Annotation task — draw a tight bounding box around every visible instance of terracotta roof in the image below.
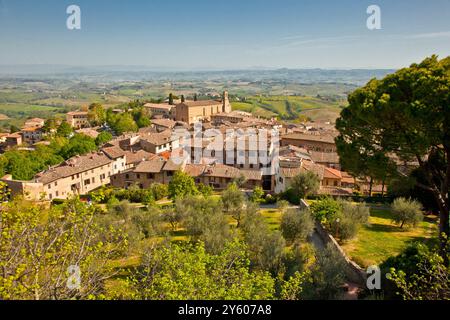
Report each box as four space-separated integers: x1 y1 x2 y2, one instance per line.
139 127 158 135
240 169 263 181
184 164 207 177
27 118 45 122
341 174 356 184
67 111 88 116
6 133 22 138
140 130 174 146
211 112 245 120
282 133 335 144
302 161 325 180
203 164 241 179
102 146 126 159
36 152 112 185
134 158 166 173
21 127 42 132
144 103 174 110
151 118 177 129
177 100 222 108
310 151 340 164
279 145 312 161
124 150 158 165
76 128 100 139
323 167 342 179
163 158 185 171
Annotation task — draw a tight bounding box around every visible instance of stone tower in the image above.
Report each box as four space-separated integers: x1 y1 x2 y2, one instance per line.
222 91 232 113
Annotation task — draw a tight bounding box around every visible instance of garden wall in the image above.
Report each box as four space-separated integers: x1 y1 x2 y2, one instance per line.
301 199 367 286
314 221 367 285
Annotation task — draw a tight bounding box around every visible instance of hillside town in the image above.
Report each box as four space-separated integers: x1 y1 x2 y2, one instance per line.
0 91 378 202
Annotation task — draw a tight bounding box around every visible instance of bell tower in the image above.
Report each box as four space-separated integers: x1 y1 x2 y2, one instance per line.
222 91 231 113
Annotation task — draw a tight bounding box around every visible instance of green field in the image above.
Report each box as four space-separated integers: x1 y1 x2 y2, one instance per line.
232 95 344 121
341 207 438 268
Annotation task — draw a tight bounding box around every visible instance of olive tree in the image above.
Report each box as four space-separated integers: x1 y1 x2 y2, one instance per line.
391 198 423 229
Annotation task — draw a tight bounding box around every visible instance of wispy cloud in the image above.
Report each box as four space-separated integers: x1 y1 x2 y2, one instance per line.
275 35 363 50
406 31 450 39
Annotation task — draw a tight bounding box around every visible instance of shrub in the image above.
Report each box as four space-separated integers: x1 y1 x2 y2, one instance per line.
310 197 341 227
168 171 198 199
339 200 370 225
331 218 358 241
197 183 213 197
150 183 169 201
289 171 320 199
310 198 370 241
281 209 315 243
249 186 265 203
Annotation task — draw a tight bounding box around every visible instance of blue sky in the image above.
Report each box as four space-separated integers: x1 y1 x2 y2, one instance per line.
0 0 449 69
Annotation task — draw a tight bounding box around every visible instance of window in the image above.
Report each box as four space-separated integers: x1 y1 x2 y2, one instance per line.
125 174 130 179
84 179 90 185
55 182 57 187
48 184 51 190
92 178 95 184
147 173 155 179
250 164 254 169
55 191 59 197
137 174 141 179
167 171 174 177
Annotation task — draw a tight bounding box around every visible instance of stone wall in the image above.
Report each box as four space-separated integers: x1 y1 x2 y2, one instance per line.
314 221 367 285
302 199 367 286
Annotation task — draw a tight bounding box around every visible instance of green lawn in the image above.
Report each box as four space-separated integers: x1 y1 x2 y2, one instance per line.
260 208 282 231
341 207 438 268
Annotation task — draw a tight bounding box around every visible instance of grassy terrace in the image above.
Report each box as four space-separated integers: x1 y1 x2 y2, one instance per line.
341 206 438 268
231 95 344 121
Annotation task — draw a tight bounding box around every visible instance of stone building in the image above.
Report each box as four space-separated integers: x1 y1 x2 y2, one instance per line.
2 151 126 201
21 127 44 144
144 103 176 119
281 133 336 153
5 133 22 148
175 91 232 124
67 111 89 129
